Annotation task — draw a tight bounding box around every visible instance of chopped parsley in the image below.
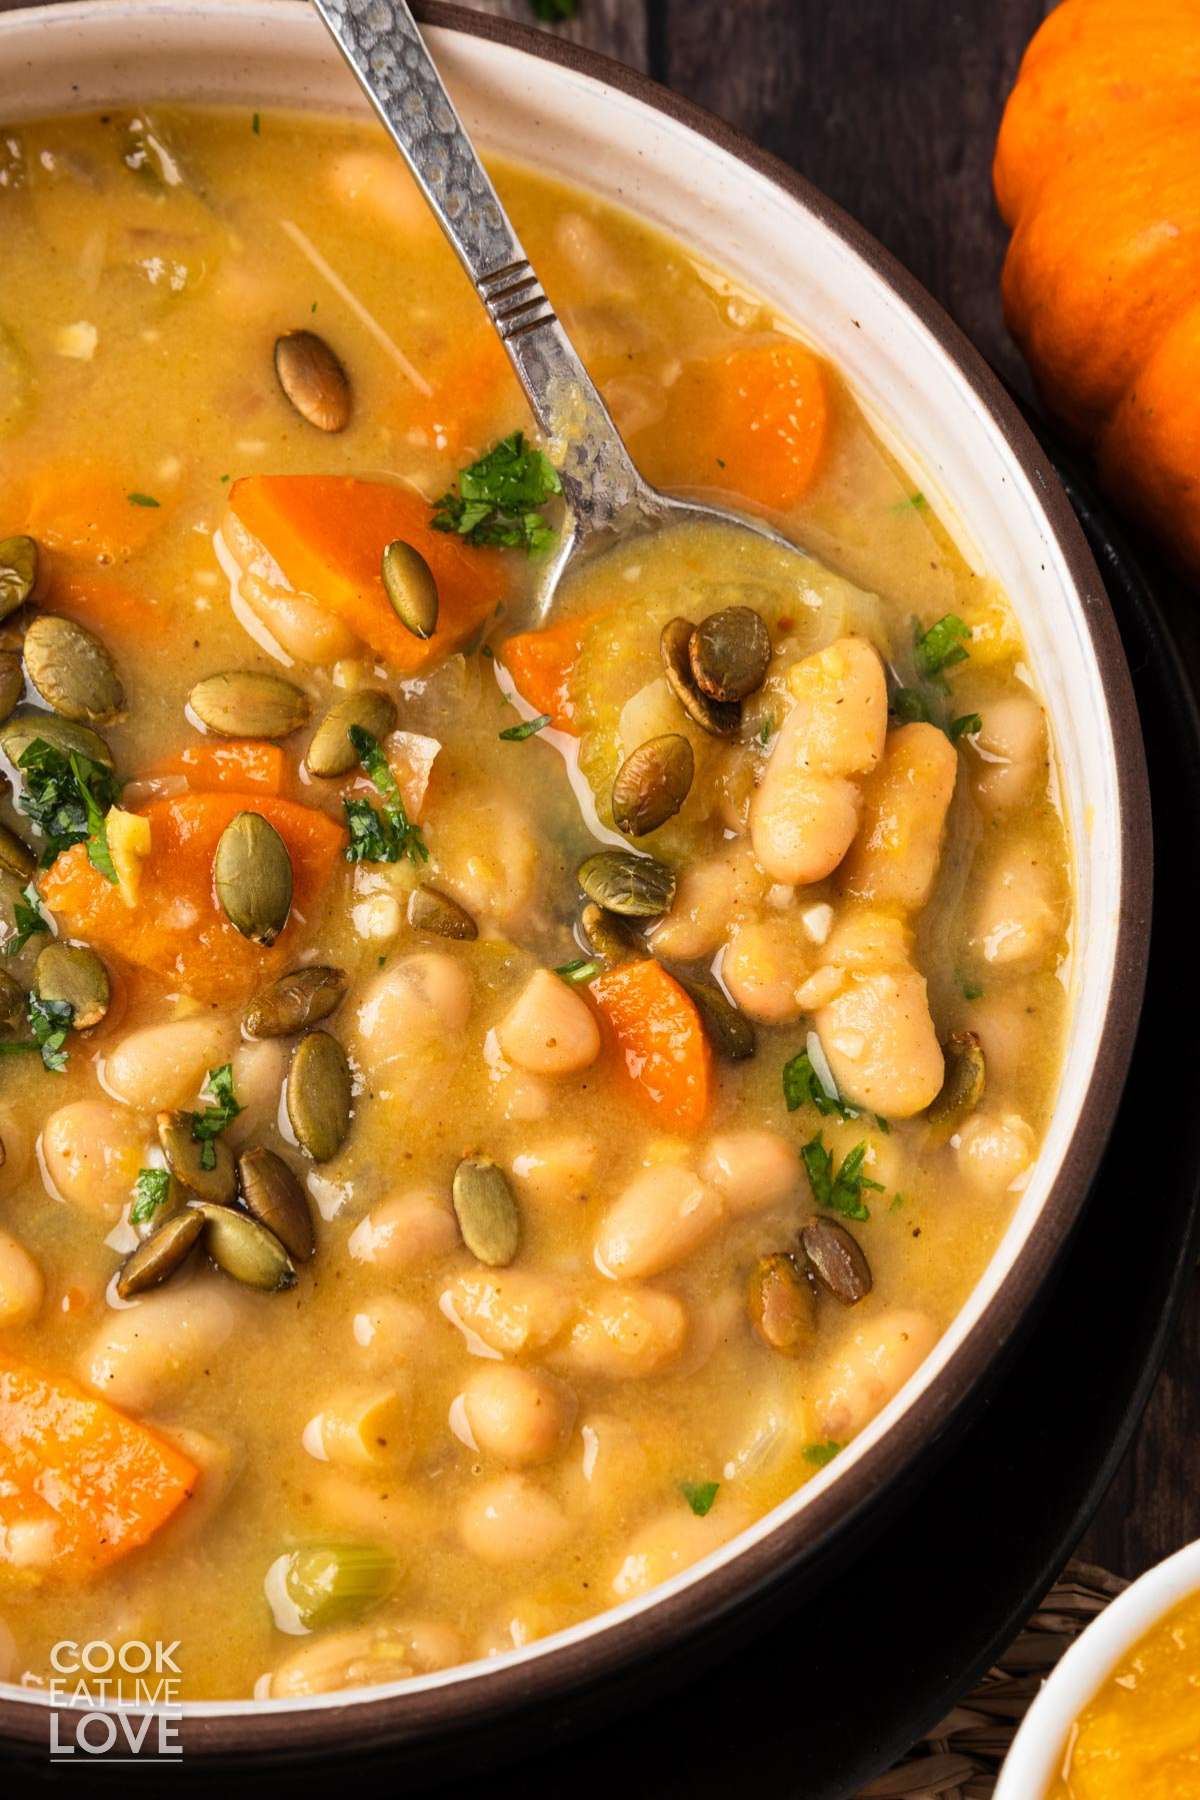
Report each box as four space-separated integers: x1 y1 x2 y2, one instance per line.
890 491 927 513
530 0 578 18
890 685 931 726
126 491 160 508
759 716 776 747
889 1192 907 1214
15 739 122 877
4 883 50 958
499 713 551 742
949 711 982 743
343 725 428 866
803 1441 842 1468
800 1134 883 1223
190 1063 242 1171
679 1480 720 1517
130 1167 172 1227
554 957 600 984
913 613 970 684
959 973 983 1001
783 1048 858 1122
0 992 73 1071
432 432 562 556
251 111 261 136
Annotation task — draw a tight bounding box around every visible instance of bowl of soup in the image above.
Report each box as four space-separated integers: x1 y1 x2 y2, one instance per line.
996 1540 1200 1798
0 0 1149 1767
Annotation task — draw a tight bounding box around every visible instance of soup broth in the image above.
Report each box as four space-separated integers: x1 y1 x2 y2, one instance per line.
0 106 1070 1700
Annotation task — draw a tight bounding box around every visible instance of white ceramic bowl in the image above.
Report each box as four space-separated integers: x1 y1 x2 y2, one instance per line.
0 0 1151 1765
997 1539 1200 1796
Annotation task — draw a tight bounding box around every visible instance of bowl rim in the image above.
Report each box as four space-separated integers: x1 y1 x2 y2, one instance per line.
995 1539 1200 1795
0 0 1152 1758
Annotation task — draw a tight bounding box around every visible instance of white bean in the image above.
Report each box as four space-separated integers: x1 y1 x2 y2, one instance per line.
815 1308 939 1440
840 722 957 910
103 1013 237 1113
721 916 811 1023
443 1269 572 1357
510 1135 598 1209
813 911 944 1118
269 1618 463 1698
955 1112 1035 1194
348 1189 458 1272
968 846 1060 972
750 636 887 884
0 1228 43 1329
594 1164 723 1279
700 1130 800 1216
353 952 471 1072
971 695 1047 817
433 789 539 928
302 1385 412 1473
558 1286 688 1379
40 1100 148 1220
458 1474 571 1565
461 1364 574 1466
648 846 764 961
351 1295 427 1368
565 1412 649 1518
228 1038 287 1143
611 1496 751 1599
81 1279 238 1412
496 969 600 1077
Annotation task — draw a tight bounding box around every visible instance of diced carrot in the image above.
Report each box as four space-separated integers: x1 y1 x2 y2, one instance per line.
0 1363 197 1582
499 612 602 735
590 959 713 1133
634 339 829 514
404 330 517 461
153 741 286 795
40 792 344 1003
17 462 168 563
225 475 508 674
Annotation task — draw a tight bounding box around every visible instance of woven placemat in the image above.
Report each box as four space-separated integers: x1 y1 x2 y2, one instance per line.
854 1561 1128 1798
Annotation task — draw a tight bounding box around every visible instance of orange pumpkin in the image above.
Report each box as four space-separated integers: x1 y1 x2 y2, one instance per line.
994 0 1200 570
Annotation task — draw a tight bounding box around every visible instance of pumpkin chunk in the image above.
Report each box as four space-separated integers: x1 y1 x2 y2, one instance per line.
590 958 713 1132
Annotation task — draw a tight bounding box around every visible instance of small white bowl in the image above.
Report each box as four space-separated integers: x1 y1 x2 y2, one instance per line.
996 1538 1200 1797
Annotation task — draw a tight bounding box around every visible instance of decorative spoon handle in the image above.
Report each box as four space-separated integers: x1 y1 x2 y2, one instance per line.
311 0 662 537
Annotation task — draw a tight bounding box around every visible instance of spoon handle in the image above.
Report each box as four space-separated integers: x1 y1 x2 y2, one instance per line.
311 0 661 537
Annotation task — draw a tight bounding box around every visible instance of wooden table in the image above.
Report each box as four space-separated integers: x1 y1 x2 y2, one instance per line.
466 0 1199 1587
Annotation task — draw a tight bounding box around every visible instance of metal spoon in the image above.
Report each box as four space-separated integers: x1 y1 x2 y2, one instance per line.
312 0 806 623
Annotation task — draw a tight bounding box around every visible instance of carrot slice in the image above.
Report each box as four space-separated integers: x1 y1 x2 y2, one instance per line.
634 339 829 513
499 611 602 735
225 475 508 673
590 959 713 1133
0 1363 197 1581
17 462 168 563
40 792 344 1003
153 741 286 795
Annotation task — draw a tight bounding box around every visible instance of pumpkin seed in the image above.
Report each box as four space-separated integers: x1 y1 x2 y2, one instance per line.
381 540 439 640
660 616 740 737
747 1252 817 1356
237 1145 315 1262
287 1030 352 1162
189 670 310 740
215 811 293 945
0 651 22 723
192 1200 296 1292
580 901 643 966
22 614 124 724
33 941 109 1030
157 1110 237 1205
674 971 756 1061
0 820 34 882
116 1208 204 1300
274 330 351 433
275 1541 397 1633
0 535 36 620
0 708 114 770
243 964 348 1039
406 883 477 941
305 690 397 778
925 1029 986 1146
611 734 695 838
578 849 676 919
799 1217 873 1306
689 606 771 704
452 1155 520 1267
0 968 24 1030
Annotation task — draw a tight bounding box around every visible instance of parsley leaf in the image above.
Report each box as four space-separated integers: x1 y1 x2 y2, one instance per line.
25 993 73 1071
431 432 562 556
783 1049 859 1122
530 0 579 20
499 713 551 742
190 1063 242 1171
913 613 970 684
251 111 261 136
16 739 122 874
890 491 927 513
130 1167 172 1226
948 711 982 743
343 725 428 866
959 973 983 1001
679 1480 720 1517
890 685 932 725
554 957 600 984
4 883 50 957
127 491 160 508
803 1441 842 1468
800 1134 883 1223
